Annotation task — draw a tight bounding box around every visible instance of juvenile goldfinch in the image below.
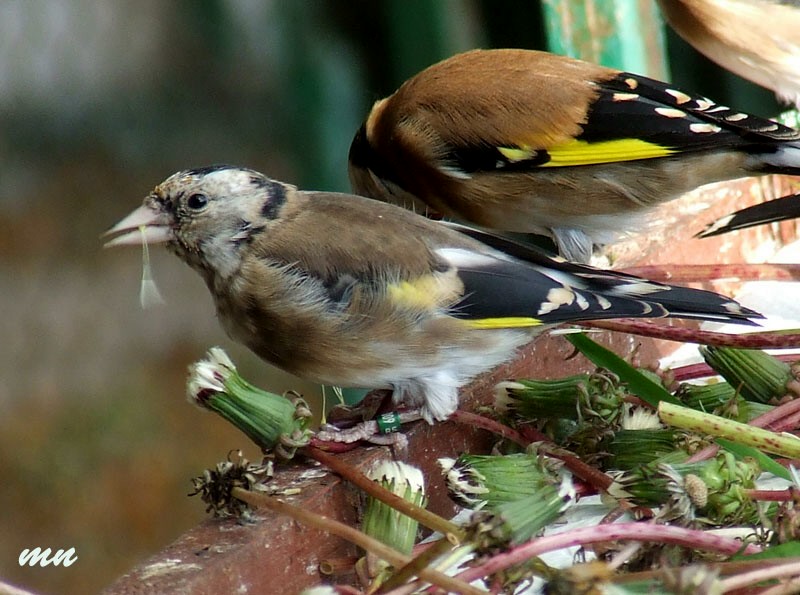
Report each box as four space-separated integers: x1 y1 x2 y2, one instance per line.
657 0 800 106
698 193 800 237
104 166 760 423
348 48 800 262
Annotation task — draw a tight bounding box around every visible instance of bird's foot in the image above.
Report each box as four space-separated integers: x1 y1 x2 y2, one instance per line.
316 409 423 450
325 389 393 428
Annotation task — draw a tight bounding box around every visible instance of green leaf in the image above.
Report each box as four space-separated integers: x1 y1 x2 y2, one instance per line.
717 438 791 481
565 333 679 406
733 541 800 560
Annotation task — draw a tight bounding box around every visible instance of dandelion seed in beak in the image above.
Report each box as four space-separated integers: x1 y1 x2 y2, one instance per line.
139 225 165 309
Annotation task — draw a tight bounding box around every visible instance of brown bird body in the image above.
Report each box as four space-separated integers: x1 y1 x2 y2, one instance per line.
105 166 760 421
349 49 800 262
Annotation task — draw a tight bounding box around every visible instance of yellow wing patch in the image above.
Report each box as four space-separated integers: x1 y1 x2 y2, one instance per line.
387 273 461 310
540 138 676 167
465 317 544 329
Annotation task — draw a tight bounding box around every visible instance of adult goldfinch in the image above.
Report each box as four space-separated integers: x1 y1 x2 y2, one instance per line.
348 48 800 262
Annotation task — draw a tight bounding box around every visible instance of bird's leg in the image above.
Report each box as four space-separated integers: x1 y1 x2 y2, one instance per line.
325 388 394 428
318 389 421 448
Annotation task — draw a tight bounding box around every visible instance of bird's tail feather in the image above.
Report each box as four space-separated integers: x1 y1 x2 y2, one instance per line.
697 193 800 238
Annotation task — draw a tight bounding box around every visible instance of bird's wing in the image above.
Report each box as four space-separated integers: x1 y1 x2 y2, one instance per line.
432 73 799 175
570 71 799 150
431 242 761 328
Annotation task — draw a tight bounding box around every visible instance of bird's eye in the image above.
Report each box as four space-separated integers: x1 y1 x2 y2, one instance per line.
187 193 208 210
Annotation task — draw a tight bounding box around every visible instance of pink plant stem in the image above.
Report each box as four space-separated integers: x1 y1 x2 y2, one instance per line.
517 425 550 443
760 578 800 595
456 523 761 585
686 444 719 463
743 488 795 502
749 397 800 430
770 409 800 433
670 362 717 382
621 263 800 283
308 438 361 453
449 410 529 447
578 320 800 349
518 424 614 493
670 353 800 382
549 451 615 493
720 559 800 592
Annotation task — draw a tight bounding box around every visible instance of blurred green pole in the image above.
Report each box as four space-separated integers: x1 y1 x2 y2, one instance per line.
272 3 363 194
383 0 482 82
541 0 668 78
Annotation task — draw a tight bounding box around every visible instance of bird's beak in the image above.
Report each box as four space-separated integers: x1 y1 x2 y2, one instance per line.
102 204 173 248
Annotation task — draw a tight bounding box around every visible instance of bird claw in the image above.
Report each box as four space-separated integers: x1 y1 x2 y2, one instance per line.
317 420 382 443
325 389 394 428
315 410 422 456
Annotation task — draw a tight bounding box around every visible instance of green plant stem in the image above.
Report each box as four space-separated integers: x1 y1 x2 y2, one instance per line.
303 446 463 539
455 522 761 585
374 538 461 594
230 488 483 595
688 398 800 462
659 401 800 458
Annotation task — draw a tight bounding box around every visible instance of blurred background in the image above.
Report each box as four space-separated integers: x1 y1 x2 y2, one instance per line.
0 1 785 593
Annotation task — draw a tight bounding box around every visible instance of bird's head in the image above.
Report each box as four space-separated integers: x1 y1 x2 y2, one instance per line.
104 165 290 281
